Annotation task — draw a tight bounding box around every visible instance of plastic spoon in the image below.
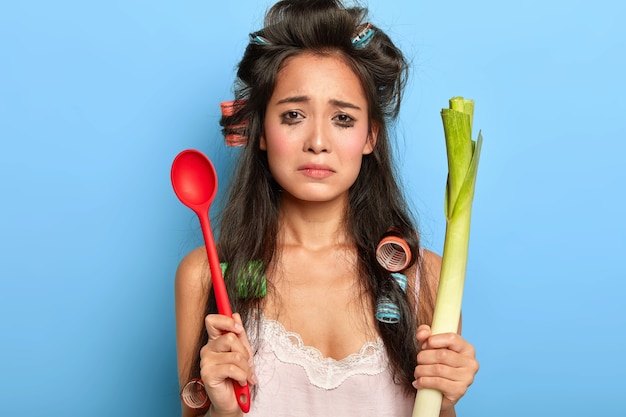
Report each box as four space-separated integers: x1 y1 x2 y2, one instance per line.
171 149 251 413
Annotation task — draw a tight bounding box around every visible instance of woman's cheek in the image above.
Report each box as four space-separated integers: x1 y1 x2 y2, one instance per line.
263 125 295 155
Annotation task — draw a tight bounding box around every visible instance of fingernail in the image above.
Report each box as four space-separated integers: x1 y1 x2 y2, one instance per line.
251 373 259 385
234 323 243 332
421 342 428 350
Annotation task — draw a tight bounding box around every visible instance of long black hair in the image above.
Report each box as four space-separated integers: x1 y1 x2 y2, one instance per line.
189 0 434 394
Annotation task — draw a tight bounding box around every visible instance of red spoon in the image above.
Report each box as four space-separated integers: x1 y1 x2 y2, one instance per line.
171 149 250 413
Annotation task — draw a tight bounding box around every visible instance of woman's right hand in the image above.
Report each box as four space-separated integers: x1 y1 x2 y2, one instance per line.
200 313 257 417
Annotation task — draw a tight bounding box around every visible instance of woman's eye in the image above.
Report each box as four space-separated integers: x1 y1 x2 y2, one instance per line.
281 111 303 124
334 114 355 127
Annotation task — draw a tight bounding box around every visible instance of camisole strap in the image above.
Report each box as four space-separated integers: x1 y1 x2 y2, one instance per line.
412 247 424 315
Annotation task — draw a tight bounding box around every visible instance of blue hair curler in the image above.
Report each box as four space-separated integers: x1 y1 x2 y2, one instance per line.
249 33 269 45
376 296 401 323
375 272 408 324
351 23 374 49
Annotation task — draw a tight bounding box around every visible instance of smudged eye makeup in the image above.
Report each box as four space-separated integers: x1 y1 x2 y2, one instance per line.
280 111 303 125
279 111 356 128
333 113 356 128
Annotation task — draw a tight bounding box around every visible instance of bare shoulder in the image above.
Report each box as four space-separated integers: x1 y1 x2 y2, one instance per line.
175 246 211 295
404 249 441 315
421 248 442 286
406 249 442 288
420 248 443 303
408 248 443 326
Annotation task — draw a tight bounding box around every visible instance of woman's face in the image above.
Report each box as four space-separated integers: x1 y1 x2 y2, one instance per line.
261 52 377 205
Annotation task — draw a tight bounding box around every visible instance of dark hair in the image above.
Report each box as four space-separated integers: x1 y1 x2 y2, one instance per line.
190 0 434 395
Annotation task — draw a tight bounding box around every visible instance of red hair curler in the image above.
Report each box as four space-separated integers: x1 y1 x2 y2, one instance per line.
181 378 211 409
376 228 411 272
220 100 249 147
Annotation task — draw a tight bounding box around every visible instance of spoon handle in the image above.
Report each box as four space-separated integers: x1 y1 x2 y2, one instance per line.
199 214 232 316
198 212 251 413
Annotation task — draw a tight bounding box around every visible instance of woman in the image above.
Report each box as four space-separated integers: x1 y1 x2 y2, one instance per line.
176 1 479 416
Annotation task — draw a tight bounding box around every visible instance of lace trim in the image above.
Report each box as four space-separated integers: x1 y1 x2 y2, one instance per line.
253 315 389 390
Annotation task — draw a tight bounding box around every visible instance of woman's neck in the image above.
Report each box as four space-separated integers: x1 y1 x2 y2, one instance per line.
277 193 350 250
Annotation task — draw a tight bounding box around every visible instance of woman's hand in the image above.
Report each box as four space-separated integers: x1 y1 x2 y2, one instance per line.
200 313 257 417
413 324 479 414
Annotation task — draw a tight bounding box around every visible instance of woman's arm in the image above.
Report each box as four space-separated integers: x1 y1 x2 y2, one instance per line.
175 247 212 417
175 248 256 417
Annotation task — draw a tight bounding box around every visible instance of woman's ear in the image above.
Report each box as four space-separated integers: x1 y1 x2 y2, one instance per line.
363 122 379 155
260 131 267 150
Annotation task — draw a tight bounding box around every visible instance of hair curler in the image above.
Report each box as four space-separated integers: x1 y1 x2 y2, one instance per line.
376 228 411 272
181 379 211 409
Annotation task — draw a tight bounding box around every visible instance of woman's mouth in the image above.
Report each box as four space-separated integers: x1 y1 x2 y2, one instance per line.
298 164 335 179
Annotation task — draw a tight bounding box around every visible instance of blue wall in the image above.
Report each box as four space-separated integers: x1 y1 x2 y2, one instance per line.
1 1 624 415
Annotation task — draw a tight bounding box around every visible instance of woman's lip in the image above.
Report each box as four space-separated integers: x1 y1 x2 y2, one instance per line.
298 164 335 179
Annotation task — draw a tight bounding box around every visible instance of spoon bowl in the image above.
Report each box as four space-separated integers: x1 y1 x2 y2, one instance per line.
171 150 217 209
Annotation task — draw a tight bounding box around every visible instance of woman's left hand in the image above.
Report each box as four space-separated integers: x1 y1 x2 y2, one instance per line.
413 324 479 413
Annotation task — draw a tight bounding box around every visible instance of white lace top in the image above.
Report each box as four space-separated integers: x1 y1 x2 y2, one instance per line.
247 315 415 416
246 257 421 416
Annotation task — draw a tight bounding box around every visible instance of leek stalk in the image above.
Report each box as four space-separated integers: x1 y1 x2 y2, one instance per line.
412 97 483 417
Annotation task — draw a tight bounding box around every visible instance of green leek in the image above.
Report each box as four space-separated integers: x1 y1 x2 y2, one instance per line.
412 97 483 417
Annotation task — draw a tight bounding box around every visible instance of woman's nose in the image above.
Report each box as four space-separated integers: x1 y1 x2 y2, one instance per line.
304 120 331 154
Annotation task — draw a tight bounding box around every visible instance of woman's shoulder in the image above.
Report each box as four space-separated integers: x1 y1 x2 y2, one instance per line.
175 246 211 295
404 248 441 325
420 248 442 283
404 248 441 286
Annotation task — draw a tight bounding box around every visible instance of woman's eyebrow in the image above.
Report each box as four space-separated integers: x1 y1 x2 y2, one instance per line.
329 99 361 110
275 96 361 111
276 95 309 105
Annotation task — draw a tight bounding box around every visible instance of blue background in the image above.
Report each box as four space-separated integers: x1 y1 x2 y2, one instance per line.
1 0 624 416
